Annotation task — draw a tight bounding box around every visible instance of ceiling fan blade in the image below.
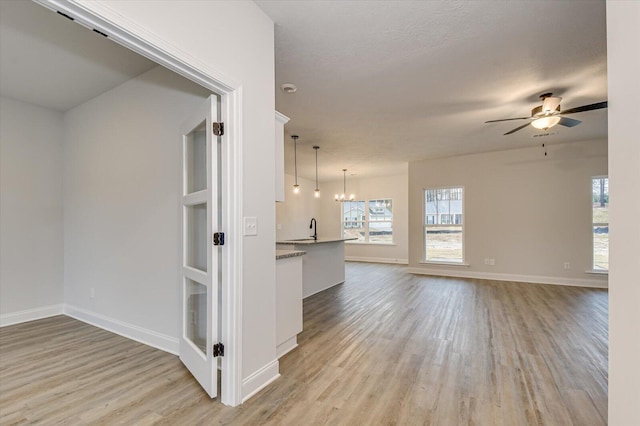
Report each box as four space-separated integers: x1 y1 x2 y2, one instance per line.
560 101 608 115
504 122 531 135
558 117 582 127
485 117 531 123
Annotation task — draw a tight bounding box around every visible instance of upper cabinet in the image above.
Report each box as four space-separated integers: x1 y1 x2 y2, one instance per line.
275 111 290 202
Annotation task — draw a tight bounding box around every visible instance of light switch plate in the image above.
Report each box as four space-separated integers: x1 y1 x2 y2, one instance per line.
244 217 258 236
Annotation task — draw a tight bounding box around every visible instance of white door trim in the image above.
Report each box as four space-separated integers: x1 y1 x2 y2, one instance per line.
35 0 244 406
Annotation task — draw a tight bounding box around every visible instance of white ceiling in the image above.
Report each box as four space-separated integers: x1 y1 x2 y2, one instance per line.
256 0 608 181
0 0 156 111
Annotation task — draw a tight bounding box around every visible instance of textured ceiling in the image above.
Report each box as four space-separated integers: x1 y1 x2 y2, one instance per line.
0 0 156 111
256 0 608 181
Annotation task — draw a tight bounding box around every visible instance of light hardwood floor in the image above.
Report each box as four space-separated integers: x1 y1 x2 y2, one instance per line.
0 263 607 425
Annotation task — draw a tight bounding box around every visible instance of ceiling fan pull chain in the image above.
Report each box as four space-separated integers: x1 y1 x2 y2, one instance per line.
543 143 547 156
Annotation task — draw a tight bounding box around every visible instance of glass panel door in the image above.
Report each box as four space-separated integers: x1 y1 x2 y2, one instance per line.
178 95 219 399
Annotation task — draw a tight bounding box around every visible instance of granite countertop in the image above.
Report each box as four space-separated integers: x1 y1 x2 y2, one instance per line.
276 237 357 245
276 249 306 260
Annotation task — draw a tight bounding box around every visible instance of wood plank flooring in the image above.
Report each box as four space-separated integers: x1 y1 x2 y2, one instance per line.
0 262 608 425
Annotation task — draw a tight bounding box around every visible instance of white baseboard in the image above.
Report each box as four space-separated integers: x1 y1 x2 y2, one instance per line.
63 305 179 355
241 359 280 403
276 336 298 358
407 268 608 288
0 304 64 327
346 256 408 265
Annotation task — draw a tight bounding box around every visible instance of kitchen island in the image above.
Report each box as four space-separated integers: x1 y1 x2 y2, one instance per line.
276 238 354 298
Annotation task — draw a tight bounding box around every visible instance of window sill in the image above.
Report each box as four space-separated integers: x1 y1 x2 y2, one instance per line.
586 269 608 275
346 242 396 246
419 261 470 267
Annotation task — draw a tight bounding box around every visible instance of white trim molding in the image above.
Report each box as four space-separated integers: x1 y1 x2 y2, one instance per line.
64 305 180 354
419 260 470 267
407 268 608 289
220 85 244 407
0 304 64 327
1 306 180 353
346 257 408 265
241 360 280 403
276 336 298 358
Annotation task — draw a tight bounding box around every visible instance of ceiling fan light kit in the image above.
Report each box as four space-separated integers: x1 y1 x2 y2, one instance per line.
531 115 561 130
485 92 608 135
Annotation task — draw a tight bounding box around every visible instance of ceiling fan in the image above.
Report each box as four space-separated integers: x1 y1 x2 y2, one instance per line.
485 93 608 135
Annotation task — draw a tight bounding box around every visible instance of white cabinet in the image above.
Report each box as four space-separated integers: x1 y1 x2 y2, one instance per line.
275 111 290 202
276 253 303 357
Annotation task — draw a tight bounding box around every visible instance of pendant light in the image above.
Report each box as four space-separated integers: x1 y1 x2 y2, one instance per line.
335 169 355 202
292 135 300 194
313 146 320 198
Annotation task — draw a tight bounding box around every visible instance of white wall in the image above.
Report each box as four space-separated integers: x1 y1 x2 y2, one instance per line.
63 66 211 338
607 1 640 424
408 139 608 287
276 174 320 241
318 173 409 264
0 97 64 322
68 0 277 399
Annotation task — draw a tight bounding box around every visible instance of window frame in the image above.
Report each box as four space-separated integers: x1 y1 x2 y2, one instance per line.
423 186 465 264
342 198 394 245
591 176 609 272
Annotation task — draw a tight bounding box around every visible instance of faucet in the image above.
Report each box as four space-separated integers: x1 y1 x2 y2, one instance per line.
309 218 317 240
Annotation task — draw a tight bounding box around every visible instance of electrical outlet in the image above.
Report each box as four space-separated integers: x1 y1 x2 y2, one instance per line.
276 223 282 230
489 259 495 266
90 288 95 299
484 258 489 265
564 262 571 270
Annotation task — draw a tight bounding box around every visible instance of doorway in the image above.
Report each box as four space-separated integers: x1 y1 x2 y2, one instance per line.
1 0 242 406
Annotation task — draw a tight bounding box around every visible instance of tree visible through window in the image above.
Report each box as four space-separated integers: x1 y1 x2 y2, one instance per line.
342 199 393 244
592 177 609 271
424 187 464 262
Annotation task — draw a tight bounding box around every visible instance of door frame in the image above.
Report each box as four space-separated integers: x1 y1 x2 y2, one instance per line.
36 0 244 406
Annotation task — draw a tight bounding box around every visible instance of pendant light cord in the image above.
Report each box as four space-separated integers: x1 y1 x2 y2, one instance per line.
314 147 319 189
343 169 347 195
292 135 299 186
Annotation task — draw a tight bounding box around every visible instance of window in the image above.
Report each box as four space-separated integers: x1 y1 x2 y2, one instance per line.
342 199 393 244
424 187 464 263
592 177 609 271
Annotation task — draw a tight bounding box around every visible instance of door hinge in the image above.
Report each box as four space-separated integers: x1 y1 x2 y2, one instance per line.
213 342 224 357
213 122 224 136
213 232 225 246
